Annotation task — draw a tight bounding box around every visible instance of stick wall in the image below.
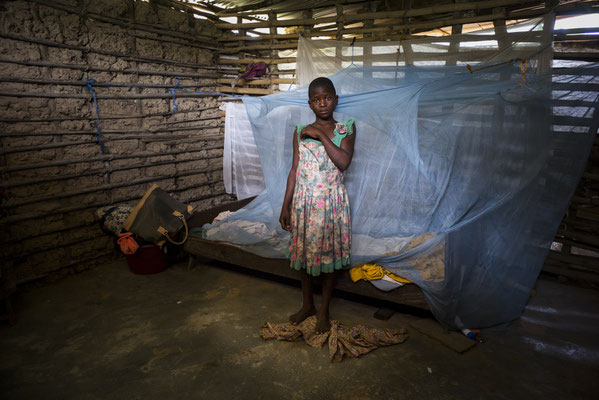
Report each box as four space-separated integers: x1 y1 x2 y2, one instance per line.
0 0 233 283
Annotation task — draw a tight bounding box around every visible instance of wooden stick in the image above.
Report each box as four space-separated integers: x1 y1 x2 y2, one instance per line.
217 57 296 65
542 263 599 284
151 116 225 126
213 0 274 14
150 0 219 22
554 27 599 36
128 32 219 51
0 106 220 123
4 234 112 261
546 251 599 270
0 58 220 78
554 237 599 254
15 251 117 286
0 91 224 100
5 188 232 243
554 52 599 61
218 41 299 53
216 2 590 42
5 168 223 208
217 77 295 85
0 125 224 137
1 134 223 154
553 82 599 91
159 124 225 132
3 162 222 189
2 188 227 224
216 86 273 95
218 47 551 66
0 33 215 69
27 0 219 44
1 147 223 173
558 228 599 248
215 0 528 29
215 0 367 16
0 76 216 89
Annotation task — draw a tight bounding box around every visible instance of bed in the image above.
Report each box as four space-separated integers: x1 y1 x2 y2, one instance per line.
184 198 431 313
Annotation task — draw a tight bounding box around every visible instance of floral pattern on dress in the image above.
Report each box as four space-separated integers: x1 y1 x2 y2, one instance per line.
288 119 354 276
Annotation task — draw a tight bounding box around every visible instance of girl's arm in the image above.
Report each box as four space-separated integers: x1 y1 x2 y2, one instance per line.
279 128 300 231
302 124 356 170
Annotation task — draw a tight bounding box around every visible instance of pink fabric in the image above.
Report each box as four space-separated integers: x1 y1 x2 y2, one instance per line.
240 62 268 79
117 232 139 255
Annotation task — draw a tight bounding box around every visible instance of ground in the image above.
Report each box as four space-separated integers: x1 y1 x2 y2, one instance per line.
1 259 598 400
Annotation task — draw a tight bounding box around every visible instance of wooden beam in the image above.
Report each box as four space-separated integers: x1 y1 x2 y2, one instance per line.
217 78 295 85
542 263 599 284
218 57 296 65
218 41 299 54
217 1 595 42
215 0 368 17
217 11 512 41
215 0 533 29
217 86 274 95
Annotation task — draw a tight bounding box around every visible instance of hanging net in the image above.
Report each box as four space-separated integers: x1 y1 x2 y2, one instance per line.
201 15 597 329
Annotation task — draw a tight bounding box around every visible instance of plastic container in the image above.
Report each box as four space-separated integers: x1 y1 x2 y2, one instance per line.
125 244 167 274
461 329 477 340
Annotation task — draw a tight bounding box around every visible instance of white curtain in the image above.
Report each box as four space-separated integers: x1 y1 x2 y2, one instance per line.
222 102 265 200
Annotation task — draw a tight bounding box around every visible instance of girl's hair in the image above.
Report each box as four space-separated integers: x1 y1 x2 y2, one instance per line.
309 77 336 97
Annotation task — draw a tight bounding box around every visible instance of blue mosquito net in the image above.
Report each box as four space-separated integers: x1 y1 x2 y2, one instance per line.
202 15 597 329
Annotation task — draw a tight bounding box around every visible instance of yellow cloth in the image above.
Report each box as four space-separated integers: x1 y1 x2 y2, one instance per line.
350 263 412 284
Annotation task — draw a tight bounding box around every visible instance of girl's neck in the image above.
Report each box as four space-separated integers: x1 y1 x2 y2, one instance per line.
313 115 336 126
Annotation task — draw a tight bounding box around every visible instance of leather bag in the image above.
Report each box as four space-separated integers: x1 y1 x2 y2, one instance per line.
123 185 193 245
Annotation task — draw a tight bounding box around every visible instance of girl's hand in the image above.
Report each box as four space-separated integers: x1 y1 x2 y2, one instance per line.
279 208 292 231
301 125 322 140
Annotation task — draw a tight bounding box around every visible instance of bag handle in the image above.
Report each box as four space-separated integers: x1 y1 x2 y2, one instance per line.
156 211 189 245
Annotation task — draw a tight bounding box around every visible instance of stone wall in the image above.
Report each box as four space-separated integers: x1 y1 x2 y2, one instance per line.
0 0 234 283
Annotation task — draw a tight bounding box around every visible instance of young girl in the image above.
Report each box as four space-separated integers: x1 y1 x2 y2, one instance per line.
279 77 356 333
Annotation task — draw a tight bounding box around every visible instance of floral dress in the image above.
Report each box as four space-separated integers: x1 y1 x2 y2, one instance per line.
288 119 354 276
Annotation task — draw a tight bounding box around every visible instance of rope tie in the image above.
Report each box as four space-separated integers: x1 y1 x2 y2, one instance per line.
85 77 104 152
169 76 181 114
465 58 528 86
519 58 528 86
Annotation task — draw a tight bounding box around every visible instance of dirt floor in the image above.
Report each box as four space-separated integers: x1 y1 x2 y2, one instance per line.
1 259 598 400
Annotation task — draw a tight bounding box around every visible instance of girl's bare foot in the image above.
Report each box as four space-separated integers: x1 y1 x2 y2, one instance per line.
289 305 316 324
315 310 331 333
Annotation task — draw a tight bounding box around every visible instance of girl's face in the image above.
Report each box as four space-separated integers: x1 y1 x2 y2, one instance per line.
308 85 337 119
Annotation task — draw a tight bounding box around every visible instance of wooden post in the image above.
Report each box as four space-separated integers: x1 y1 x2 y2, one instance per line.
446 23 463 66
401 0 414 66
335 4 344 40
335 6 343 71
268 11 278 93
540 1 557 73
492 10 510 180
362 2 374 78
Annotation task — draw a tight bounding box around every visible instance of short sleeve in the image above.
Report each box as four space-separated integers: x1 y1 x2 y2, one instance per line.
296 124 304 143
332 119 355 147
345 119 355 135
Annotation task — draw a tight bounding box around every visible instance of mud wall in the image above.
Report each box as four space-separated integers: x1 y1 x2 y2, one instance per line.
0 0 234 283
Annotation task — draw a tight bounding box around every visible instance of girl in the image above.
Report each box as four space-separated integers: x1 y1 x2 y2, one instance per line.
279 77 356 333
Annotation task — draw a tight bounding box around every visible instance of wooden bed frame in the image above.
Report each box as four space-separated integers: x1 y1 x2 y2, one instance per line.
184 198 430 312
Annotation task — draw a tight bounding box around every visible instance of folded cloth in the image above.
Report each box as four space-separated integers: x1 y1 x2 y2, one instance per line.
350 263 412 284
260 316 408 363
